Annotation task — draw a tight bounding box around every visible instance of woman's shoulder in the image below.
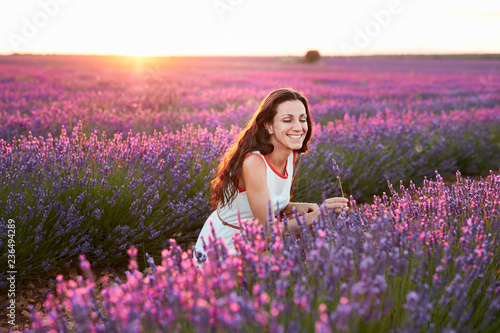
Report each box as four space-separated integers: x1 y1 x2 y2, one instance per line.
242 150 295 170
243 150 265 163
241 152 267 186
244 150 262 157
242 151 266 168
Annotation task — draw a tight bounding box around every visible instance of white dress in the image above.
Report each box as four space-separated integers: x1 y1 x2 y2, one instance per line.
194 150 296 266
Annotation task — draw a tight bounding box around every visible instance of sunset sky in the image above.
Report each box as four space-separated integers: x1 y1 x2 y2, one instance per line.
1 0 499 56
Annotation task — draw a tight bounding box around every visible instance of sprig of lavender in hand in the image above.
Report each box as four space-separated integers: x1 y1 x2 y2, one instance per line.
332 158 344 198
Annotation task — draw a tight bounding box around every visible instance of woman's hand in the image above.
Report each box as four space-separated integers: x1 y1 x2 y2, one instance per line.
322 197 349 214
285 202 320 214
301 203 320 213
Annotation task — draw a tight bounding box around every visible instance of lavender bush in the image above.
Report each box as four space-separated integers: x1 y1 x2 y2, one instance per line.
1 107 499 290
294 108 500 202
0 122 234 285
0 56 499 328
1 56 498 140
27 170 500 332
1 99 500 288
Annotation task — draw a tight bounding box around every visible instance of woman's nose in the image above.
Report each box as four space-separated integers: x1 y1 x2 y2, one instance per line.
293 120 302 130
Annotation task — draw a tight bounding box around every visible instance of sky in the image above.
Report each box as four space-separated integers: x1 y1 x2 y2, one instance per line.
0 0 499 56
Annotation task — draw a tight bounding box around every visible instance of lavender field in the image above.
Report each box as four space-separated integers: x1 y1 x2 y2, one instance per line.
1 55 499 331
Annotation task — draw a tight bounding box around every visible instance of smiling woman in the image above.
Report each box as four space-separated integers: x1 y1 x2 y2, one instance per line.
193 87 349 267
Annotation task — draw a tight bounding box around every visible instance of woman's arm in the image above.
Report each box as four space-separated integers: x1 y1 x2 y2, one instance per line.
242 155 348 240
284 198 349 215
281 199 348 234
241 154 274 226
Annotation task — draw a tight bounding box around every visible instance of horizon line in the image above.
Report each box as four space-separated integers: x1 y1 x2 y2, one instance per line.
1 52 500 59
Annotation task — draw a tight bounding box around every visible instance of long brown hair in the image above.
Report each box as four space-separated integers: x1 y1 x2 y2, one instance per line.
211 88 314 209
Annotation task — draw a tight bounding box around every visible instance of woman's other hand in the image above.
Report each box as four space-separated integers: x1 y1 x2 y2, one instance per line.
323 197 349 214
295 202 320 213
302 203 320 213
284 202 320 216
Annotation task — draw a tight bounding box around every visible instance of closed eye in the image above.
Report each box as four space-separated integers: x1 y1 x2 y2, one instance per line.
282 117 307 123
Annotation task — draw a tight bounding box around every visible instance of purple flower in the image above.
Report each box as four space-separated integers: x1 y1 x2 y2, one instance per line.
332 158 341 179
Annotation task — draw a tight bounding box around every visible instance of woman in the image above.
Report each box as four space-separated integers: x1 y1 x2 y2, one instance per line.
194 88 348 265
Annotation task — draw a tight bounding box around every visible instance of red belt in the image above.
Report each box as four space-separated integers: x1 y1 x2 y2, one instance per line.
217 209 270 253
217 209 241 230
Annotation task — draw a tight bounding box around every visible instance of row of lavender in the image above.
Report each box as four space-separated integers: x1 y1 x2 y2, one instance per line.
1 56 499 140
27 170 500 332
1 106 499 291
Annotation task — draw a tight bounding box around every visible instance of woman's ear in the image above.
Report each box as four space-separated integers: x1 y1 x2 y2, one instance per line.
265 123 273 135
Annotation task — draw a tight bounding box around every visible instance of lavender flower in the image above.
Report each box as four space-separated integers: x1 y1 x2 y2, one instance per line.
332 158 344 198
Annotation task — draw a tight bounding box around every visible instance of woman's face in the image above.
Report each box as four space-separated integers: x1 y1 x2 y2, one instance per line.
267 100 308 152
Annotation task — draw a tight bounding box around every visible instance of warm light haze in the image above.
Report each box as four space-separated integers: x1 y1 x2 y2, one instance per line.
1 0 499 56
